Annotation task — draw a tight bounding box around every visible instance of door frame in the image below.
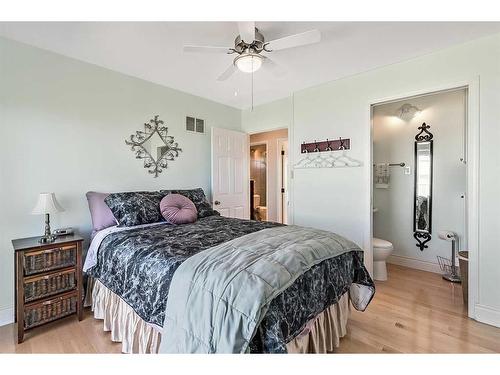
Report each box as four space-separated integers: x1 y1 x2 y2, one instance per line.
249 141 269 220
367 76 480 320
247 127 291 224
276 137 288 224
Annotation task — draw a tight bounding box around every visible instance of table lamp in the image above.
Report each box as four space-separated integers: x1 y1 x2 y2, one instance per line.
31 192 65 243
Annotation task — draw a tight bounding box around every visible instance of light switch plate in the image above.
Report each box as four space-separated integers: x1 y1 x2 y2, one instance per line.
404 166 411 175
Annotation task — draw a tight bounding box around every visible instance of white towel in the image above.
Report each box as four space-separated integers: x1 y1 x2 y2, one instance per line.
375 163 390 188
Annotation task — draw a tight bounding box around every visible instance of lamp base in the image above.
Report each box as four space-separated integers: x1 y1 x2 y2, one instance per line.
39 213 56 243
39 235 57 244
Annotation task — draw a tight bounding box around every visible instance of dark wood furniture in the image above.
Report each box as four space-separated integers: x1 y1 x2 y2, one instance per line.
12 234 84 343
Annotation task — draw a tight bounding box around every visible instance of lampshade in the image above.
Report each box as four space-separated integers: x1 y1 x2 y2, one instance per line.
31 193 65 215
234 53 262 73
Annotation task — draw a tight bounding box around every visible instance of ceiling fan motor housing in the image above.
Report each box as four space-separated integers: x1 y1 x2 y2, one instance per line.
233 28 265 54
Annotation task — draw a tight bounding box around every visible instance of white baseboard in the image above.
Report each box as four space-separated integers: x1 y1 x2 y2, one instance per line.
475 304 500 328
387 254 442 274
0 306 14 327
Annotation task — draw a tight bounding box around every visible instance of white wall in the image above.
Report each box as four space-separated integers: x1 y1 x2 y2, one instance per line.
0 37 241 324
373 89 467 270
241 97 292 134
242 33 500 326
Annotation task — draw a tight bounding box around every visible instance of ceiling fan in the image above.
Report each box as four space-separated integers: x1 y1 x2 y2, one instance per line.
183 22 321 81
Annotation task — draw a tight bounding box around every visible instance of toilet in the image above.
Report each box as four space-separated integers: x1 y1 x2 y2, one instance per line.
373 238 394 281
253 194 268 221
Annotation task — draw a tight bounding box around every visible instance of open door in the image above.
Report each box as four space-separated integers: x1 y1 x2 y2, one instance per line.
211 127 249 219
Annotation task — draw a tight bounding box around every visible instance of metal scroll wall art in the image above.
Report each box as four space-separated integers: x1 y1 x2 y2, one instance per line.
413 122 434 250
125 115 182 177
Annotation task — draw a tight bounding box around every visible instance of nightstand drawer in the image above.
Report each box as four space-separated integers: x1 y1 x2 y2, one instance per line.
24 268 76 303
24 291 77 330
23 245 76 276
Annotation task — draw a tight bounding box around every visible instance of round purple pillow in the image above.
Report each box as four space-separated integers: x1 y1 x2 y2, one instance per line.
160 194 198 224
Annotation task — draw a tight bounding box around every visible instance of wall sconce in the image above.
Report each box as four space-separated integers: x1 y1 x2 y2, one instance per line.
397 103 421 121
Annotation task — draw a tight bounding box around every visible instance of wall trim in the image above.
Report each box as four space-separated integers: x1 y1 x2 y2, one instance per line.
475 304 500 328
0 306 14 327
387 254 442 274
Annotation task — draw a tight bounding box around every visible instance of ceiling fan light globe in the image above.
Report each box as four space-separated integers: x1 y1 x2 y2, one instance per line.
234 54 262 73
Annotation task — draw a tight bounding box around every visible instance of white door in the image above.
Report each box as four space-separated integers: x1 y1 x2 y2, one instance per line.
211 127 249 219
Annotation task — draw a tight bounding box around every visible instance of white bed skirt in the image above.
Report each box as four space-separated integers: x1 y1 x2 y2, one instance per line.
85 278 161 354
85 277 350 354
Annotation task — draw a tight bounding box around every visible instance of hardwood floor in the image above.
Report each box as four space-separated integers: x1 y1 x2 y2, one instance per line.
1 264 499 353
337 264 500 353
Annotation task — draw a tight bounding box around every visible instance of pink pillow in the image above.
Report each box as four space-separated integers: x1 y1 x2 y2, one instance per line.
86 191 117 233
160 194 198 224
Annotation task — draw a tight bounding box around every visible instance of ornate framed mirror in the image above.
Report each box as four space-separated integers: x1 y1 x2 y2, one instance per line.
125 115 182 177
413 123 433 250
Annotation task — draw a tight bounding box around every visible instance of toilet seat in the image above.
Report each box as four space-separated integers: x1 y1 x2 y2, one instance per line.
373 238 393 249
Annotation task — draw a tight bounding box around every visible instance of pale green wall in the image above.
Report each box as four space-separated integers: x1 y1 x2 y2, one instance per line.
0 37 241 322
241 97 292 134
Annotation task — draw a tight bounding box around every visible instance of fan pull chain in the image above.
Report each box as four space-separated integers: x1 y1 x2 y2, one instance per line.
251 58 254 111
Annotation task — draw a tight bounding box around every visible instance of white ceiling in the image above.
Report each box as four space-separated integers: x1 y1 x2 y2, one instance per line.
1 22 500 109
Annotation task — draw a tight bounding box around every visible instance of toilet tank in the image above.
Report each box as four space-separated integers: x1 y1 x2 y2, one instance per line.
253 194 261 207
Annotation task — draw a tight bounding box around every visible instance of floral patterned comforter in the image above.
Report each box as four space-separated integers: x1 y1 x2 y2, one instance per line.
85 215 374 353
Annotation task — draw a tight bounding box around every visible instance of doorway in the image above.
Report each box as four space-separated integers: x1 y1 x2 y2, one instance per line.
371 88 467 279
369 80 479 320
249 128 289 223
250 143 268 221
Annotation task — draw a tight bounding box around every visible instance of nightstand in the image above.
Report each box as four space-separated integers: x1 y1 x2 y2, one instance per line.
12 234 84 343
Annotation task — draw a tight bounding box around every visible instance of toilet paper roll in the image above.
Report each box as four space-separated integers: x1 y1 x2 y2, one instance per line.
438 230 456 241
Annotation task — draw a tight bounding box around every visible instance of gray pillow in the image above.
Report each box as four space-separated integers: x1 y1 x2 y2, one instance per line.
104 191 166 227
160 188 219 218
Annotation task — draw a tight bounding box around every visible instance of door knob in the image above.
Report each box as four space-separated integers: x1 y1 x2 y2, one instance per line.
214 200 221 205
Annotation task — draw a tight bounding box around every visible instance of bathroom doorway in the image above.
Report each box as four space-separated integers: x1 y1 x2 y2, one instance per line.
370 87 469 285
249 128 289 223
250 143 268 221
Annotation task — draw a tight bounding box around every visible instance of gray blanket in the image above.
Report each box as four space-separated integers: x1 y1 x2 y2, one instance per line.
160 225 374 353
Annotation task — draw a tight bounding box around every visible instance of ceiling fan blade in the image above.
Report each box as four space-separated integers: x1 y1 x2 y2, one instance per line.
217 64 237 81
183 45 231 54
263 57 286 78
237 21 255 44
266 29 321 51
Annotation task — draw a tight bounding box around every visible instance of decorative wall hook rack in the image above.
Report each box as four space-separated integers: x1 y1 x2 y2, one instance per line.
300 137 351 154
294 149 363 169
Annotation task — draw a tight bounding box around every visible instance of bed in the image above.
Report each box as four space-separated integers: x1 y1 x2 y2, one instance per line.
83 189 374 353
